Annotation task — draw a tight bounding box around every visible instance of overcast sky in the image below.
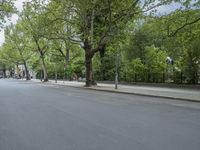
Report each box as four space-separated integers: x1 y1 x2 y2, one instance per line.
0 0 181 46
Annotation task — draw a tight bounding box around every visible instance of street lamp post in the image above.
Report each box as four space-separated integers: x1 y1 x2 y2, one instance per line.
63 64 66 83
54 63 57 83
115 50 119 89
107 0 119 89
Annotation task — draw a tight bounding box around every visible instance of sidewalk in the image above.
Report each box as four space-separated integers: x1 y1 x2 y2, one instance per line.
31 79 200 102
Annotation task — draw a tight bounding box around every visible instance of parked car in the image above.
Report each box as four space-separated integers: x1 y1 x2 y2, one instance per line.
0 75 3 79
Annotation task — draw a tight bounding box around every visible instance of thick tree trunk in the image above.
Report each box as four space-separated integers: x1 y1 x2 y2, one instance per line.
41 57 48 82
66 47 70 63
18 49 30 80
16 64 20 78
85 53 93 87
34 38 48 82
23 60 30 80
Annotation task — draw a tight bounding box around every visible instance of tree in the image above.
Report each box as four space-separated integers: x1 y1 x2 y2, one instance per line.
0 0 16 78
163 10 200 84
4 23 33 80
145 45 167 82
19 1 50 81
0 0 16 28
47 0 174 86
0 41 22 78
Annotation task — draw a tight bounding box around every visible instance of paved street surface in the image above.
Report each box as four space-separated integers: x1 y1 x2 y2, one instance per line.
0 79 200 150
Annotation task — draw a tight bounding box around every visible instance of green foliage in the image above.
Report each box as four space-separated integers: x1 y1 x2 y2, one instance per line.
93 48 116 81
120 58 146 82
130 58 146 75
145 45 167 74
0 0 16 28
1 0 200 84
182 39 200 84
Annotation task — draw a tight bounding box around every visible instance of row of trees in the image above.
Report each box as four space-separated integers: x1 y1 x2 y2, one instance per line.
119 9 200 84
0 0 16 73
0 0 199 85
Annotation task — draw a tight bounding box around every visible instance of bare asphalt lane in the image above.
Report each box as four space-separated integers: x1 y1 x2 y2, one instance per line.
0 79 200 150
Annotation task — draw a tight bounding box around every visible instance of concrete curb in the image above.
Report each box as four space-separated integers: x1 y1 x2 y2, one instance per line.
28 80 200 103
86 87 200 103
44 81 200 103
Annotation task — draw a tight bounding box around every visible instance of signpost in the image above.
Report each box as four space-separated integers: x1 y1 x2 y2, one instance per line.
63 64 67 83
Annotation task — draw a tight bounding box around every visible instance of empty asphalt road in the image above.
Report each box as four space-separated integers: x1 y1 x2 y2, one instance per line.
0 79 200 150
